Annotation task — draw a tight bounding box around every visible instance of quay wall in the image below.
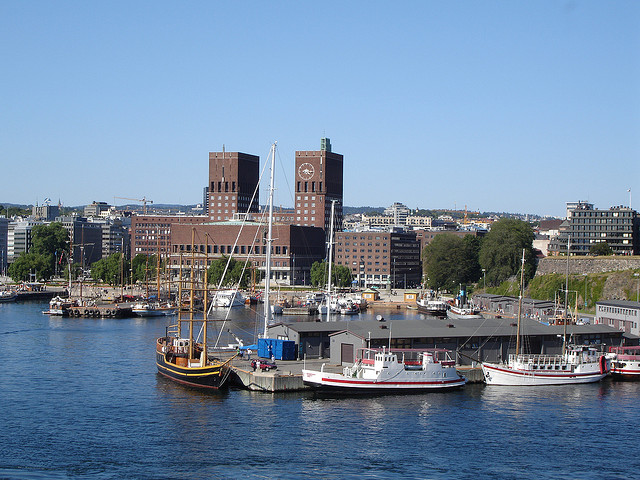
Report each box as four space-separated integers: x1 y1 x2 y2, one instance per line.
536 257 640 276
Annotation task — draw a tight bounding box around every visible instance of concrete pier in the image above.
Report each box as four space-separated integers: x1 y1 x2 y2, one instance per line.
230 357 484 392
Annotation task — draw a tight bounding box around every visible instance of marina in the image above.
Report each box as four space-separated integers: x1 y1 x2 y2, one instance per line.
0 299 637 479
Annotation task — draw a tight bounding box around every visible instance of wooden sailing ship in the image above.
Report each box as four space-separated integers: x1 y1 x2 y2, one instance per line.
156 230 235 390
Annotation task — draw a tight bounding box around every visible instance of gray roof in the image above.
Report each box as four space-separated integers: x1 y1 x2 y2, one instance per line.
597 300 640 309
271 316 625 341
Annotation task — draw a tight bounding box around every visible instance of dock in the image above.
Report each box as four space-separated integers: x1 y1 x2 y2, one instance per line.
229 357 484 392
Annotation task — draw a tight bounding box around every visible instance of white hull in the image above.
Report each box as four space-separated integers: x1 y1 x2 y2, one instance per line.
303 348 466 392
447 309 482 320
302 369 466 391
482 362 607 385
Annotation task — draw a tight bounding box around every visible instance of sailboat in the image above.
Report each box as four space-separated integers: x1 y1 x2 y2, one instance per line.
156 230 234 389
481 248 608 386
318 200 337 318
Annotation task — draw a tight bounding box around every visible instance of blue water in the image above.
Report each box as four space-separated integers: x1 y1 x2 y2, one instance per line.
1 301 638 479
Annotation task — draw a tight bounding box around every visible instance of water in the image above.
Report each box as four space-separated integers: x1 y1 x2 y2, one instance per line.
1 301 638 479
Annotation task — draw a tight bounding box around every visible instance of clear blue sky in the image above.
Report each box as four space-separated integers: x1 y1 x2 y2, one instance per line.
2 1 638 218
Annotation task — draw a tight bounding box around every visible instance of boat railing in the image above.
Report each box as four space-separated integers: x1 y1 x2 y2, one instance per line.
510 353 564 366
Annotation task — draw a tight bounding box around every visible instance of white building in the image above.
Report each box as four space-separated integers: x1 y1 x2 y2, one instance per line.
595 300 640 337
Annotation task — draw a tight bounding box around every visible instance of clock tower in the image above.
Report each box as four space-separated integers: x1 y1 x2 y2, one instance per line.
294 138 343 233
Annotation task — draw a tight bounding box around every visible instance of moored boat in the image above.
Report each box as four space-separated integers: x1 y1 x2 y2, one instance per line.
446 304 482 320
0 290 17 302
212 289 246 308
132 301 177 317
302 347 466 392
481 248 608 386
607 346 640 380
416 296 448 317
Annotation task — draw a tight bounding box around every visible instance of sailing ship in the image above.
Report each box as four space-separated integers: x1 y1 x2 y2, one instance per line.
302 347 466 392
133 252 177 316
481 249 608 386
156 230 234 390
318 200 337 318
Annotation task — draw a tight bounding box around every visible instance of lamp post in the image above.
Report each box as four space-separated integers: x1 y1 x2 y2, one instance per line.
583 273 588 308
635 273 639 302
482 268 486 290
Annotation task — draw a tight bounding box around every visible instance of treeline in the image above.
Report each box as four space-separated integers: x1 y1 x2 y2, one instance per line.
422 218 536 292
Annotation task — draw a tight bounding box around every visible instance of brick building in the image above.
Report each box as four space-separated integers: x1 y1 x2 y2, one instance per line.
334 229 421 289
169 221 325 286
131 215 207 259
295 138 343 232
207 151 260 221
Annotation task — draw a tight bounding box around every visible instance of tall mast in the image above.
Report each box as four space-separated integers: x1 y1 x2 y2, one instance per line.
326 200 336 322
515 248 525 356
263 142 277 339
563 235 571 354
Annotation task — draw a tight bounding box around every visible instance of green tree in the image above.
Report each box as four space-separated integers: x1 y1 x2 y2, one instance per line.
8 252 52 281
479 218 536 287
91 253 129 285
589 242 612 256
310 261 353 288
207 256 250 288
30 222 70 279
422 233 480 291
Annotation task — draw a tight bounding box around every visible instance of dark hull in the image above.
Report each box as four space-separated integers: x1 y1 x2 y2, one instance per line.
416 305 447 318
156 351 229 390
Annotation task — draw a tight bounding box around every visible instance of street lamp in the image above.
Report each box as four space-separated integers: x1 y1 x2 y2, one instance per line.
482 268 486 290
583 273 588 308
635 273 639 302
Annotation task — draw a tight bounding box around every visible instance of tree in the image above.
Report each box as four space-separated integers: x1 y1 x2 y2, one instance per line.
207 256 250 288
8 252 52 281
310 260 353 288
29 222 70 279
479 218 536 287
422 233 481 291
91 253 129 285
590 242 612 256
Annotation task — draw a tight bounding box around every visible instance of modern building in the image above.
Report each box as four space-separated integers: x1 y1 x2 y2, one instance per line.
334 229 421 289
7 219 42 262
169 220 326 286
595 300 640 337
84 201 111 218
0 217 9 274
295 138 343 233
207 151 260 222
550 203 640 256
383 202 410 226
56 216 103 267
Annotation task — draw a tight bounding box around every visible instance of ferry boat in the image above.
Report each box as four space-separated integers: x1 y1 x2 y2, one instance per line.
607 346 640 380
43 295 73 315
302 347 466 392
482 345 609 386
481 249 608 386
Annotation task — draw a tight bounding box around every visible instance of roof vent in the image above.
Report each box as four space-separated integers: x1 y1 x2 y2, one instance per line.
380 325 387 329
447 324 455 328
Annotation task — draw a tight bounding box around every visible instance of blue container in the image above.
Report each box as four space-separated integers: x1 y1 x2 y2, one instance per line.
258 338 296 360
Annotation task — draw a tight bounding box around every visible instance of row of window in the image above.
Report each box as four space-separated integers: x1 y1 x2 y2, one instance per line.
173 244 288 255
598 306 638 316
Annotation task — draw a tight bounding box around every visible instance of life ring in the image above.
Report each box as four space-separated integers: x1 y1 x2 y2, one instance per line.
599 355 607 374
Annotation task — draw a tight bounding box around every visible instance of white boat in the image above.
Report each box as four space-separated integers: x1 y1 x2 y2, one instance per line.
482 345 608 385
212 289 246 308
447 304 482 320
0 290 17 302
416 293 448 317
302 347 466 392
43 295 73 315
607 346 640 380
481 248 608 386
132 302 177 317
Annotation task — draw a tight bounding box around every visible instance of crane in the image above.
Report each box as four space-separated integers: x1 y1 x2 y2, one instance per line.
113 196 153 214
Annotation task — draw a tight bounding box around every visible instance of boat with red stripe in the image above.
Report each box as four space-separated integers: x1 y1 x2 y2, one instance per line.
302 347 466 392
607 346 640 380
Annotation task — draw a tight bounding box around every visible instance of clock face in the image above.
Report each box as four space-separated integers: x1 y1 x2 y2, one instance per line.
298 162 315 180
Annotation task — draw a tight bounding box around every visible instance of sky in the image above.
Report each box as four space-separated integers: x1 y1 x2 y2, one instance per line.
1 1 639 218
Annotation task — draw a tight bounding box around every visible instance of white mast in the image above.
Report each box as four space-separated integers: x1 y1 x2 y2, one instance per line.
263 142 277 339
326 200 336 322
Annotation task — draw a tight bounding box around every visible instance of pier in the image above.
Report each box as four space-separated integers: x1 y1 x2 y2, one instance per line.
229 357 484 392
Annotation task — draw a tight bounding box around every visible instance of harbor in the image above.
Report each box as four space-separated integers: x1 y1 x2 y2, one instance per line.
0 299 636 480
